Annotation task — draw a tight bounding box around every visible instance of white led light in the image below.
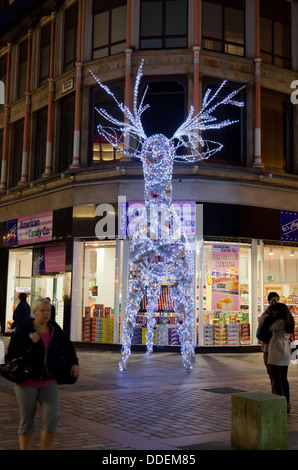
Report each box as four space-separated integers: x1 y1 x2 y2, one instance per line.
91 60 244 372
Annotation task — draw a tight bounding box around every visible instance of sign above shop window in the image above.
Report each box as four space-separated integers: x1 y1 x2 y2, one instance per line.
5 211 53 247
33 245 66 275
280 210 298 242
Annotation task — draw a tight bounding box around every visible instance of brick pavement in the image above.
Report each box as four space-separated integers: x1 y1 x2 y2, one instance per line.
1 339 298 451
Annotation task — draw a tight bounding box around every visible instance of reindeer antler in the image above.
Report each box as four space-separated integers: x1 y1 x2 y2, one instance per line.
90 60 149 158
171 81 245 162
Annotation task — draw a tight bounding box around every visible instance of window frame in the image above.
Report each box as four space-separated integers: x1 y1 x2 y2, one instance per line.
63 3 78 73
39 23 51 88
139 0 188 50
92 0 127 59
201 0 245 57
260 0 291 69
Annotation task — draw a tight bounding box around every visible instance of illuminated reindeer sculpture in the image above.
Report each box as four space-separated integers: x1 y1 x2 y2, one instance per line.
90 60 244 371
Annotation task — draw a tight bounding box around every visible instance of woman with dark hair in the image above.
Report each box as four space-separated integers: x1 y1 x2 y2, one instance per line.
267 302 295 412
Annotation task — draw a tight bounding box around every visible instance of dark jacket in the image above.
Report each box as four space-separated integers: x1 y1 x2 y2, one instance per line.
12 301 31 329
7 318 79 382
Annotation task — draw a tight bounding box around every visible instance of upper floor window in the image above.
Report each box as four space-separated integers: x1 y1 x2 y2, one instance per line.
92 79 124 163
201 77 246 165
92 0 126 59
202 0 245 57
9 119 24 188
63 3 78 72
260 0 291 69
261 88 293 172
32 107 48 180
39 23 51 87
57 93 75 172
140 0 188 50
17 40 27 100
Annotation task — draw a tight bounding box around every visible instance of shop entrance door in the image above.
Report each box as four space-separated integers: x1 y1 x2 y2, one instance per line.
31 275 66 329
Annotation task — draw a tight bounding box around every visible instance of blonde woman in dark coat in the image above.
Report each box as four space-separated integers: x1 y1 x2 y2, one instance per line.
268 302 295 413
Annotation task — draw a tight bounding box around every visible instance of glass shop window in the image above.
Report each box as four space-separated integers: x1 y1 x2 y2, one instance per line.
260 0 291 69
261 88 293 172
140 0 188 50
92 0 126 59
82 241 117 344
262 245 298 335
92 79 124 163
198 242 252 346
202 0 245 57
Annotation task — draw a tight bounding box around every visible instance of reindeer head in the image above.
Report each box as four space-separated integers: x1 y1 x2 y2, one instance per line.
90 60 244 163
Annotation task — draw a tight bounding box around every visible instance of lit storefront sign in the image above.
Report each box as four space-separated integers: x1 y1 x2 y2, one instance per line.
5 211 53 247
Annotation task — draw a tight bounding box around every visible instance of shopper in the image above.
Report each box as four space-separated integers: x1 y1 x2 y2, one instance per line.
12 293 31 330
45 297 56 320
7 297 79 450
256 291 280 393
267 302 295 413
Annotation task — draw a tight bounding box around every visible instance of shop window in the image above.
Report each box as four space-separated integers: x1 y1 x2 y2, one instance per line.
261 88 293 172
0 53 6 110
263 245 298 337
197 241 251 346
140 0 188 50
92 0 126 59
202 0 245 57
39 23 51 87
33 107 48 180
5 248 33 331
5 247 70 333
140 79 186 139
260 0 291 69
82 241 117 343
63 3 78 73
201 78 246 165
9 118 24 188
92 79 124 163
17 40 27 100
57 93 75 172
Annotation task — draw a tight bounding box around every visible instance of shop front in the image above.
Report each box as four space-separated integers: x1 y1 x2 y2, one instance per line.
2 208 73 335
69 203 298 350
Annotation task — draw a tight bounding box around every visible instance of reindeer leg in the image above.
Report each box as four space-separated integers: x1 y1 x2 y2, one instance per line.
119 267 144 373
146 282 161 356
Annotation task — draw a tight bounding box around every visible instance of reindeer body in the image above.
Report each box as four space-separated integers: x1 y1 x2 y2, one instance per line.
90 61 244 371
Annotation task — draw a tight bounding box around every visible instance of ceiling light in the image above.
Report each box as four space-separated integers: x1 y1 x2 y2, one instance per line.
269 249 274 256
290 250 295 257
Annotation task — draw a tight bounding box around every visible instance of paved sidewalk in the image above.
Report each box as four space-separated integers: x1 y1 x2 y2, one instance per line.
1 339 298 452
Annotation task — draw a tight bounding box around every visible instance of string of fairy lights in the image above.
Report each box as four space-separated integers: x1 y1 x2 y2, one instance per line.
90 60 244 371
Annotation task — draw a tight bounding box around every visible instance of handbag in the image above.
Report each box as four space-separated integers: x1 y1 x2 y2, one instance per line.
56 346 77 385
0 355 32 383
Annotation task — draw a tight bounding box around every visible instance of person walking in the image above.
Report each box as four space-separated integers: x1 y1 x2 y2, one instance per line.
256 292 280 394
7 297 79 450
267 302 295 413
12 293 31 330
45 297 56 320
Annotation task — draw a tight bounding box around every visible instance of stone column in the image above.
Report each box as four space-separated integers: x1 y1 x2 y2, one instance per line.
20 29 32 184
252 0 264 169
43 11 56 177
